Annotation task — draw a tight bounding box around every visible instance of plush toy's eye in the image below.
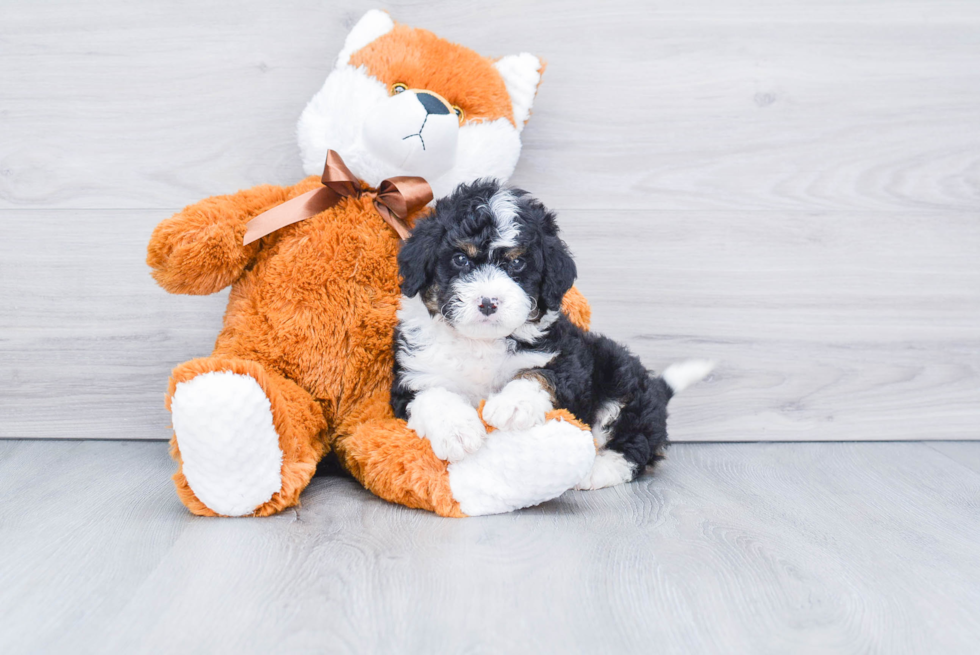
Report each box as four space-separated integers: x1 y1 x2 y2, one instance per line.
452 106 464 123
509 257 526 273
452 253 470 269
391 83 408 95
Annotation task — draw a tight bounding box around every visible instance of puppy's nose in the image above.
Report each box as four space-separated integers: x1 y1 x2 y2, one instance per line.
415 91 452 116
478 297 498 316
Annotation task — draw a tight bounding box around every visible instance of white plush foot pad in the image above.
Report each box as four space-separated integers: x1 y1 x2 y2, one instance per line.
448 418 596 516
171 371 283 516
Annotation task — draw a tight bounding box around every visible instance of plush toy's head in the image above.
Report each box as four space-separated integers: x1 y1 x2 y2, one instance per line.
298 10 544 199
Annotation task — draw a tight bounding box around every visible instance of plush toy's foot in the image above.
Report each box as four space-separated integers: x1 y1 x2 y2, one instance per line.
447 416 596 516
335 414 466 518
336 397 595 517
166 357 328 517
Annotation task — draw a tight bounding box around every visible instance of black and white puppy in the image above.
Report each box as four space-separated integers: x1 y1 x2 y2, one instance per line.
391 180 713 490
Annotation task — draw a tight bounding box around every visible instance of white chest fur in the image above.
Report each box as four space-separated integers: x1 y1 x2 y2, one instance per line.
396 295 556 406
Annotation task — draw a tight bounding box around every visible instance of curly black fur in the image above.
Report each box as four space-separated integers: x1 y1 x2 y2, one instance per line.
393 179 692 481
519 315 674 474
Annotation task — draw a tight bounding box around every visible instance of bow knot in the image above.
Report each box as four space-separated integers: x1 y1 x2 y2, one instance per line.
243 150 433 245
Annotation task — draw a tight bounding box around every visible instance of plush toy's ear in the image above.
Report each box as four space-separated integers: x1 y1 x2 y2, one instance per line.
335 9 395 68
494 53 545 132
398 217 445 298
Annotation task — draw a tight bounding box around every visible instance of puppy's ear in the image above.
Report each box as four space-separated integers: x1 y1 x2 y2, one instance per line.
539 214 577 312
398 215 445 298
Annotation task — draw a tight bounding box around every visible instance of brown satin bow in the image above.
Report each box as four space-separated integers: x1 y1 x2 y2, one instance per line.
243 150 433 245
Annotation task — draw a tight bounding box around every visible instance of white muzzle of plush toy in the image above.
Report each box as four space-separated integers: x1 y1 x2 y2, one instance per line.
362 89 459 181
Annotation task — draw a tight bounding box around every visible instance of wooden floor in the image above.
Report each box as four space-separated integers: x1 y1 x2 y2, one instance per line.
2 2 979 653
1 439 979 654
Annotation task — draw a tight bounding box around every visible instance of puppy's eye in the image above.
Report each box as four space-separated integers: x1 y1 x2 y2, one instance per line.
391 83 408 95
509 257 526 273
452 253 470 268
452 105 464 123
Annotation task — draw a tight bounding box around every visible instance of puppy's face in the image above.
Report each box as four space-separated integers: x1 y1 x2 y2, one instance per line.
398 180 577 340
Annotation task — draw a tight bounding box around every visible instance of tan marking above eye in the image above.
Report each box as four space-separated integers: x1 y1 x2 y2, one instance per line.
456 241 479 257
504 247 525 260
390 82 408 95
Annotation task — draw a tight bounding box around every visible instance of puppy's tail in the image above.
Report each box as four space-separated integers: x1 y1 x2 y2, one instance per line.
660 359 715 399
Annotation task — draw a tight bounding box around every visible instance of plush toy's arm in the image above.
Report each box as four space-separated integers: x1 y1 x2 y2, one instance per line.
561 286 591 330
147 177 319 295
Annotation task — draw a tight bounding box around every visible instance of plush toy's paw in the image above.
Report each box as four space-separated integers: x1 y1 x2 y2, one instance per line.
448 417 596 516
171 371 284 516
483 378 553 432
574 449 637 491
407 388 487 463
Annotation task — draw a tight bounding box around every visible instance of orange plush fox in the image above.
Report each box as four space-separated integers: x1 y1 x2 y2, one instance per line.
148 10 595 518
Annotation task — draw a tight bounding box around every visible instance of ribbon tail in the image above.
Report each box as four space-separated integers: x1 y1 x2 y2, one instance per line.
243 187 342 245
373 200 412 240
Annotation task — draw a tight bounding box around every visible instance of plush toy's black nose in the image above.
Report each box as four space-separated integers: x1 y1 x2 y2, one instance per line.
415 92 451 115
478 297 498 316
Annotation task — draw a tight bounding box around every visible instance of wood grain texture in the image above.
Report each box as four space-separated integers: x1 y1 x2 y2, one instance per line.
1 0 978 441
0 210 226 439
926 440 980 476
0 0 977 211
1 440 979 654
2 207 977 440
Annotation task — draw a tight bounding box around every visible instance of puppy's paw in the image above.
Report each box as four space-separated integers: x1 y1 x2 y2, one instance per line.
408 389 487 463
574 449 636 490
414 412 487 463
483 378 554 432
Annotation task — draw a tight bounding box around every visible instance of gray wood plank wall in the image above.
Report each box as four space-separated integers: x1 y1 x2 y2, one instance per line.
1 0 978 440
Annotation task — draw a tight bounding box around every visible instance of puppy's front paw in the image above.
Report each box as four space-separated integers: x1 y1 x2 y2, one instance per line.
483 378 554 432
416 413 487 463
408 390 487 463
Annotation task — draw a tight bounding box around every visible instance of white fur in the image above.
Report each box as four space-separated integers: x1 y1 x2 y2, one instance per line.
407 387 486 463
362 89 459 181
449 417 596 516
396 295 555 406
429 118 522 198
335 10 394 68
575 449 636 491
494 53 542 131
298 34 527 193
297 65 389 177
448 265 533 340
483 377 554 432
298 66 525 197
662 359 715 394
484 188 520 250
510 309 560 345
171 372 283 516
590 399 624 448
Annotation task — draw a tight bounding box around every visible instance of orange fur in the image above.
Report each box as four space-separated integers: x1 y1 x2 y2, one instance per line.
334 390 464 518
561 286 591 330
165 356 328 517
149 21 590 517
150 180 593 516
351 24 516 125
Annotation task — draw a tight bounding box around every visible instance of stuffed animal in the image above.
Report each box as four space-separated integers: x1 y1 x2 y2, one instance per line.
147 10 596 518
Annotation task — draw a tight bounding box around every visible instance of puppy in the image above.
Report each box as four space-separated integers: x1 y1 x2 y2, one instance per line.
391 180 713 489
